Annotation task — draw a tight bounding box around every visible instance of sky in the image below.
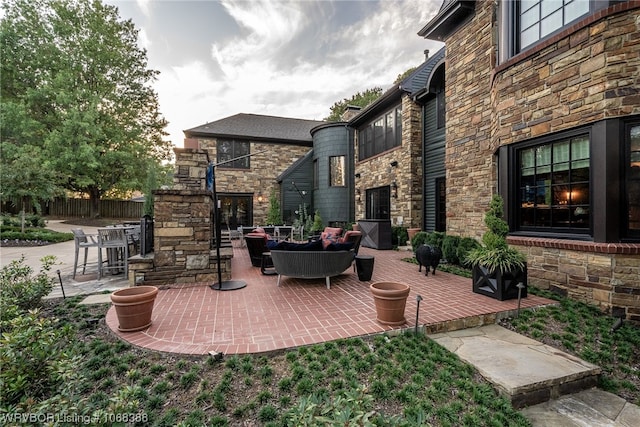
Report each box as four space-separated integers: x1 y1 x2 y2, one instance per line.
99 1 445 147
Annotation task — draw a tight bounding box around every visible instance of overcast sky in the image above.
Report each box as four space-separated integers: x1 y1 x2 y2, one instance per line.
104 0 445 147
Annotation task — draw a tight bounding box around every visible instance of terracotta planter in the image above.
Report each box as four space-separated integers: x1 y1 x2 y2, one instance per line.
407 228 421 242
111 286 158 332
370 282 410 326
352 223 361 231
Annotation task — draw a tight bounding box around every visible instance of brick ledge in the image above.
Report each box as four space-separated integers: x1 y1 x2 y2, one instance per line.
507 236 640 255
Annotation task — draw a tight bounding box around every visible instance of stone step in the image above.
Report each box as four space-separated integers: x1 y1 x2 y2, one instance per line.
428 324 602 409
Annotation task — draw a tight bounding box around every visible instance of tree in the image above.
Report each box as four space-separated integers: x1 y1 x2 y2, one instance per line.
324 87 383 122
0 0 173 217
266 189 282 225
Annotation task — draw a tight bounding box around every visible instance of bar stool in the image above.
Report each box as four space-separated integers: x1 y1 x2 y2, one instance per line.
71 228 99 278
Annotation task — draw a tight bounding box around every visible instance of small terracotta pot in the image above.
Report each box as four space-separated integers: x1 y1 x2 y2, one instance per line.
370 282 410 326
111 286 158 332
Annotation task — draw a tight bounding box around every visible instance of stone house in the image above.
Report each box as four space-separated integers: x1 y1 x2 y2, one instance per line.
419 0 640 320
172 0 639 320
183 113 324 227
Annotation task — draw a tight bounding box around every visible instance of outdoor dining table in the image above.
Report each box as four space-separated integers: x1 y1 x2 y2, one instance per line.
97 225 140 278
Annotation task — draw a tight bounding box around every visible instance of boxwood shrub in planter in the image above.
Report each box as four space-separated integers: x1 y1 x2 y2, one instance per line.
466 195 527 301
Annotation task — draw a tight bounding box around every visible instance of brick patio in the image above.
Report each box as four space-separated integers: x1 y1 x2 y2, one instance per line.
106 246 553 355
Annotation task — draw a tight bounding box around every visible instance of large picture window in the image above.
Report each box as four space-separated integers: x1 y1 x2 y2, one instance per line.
217 140 250 169
518 134 590 232
358 106 402 161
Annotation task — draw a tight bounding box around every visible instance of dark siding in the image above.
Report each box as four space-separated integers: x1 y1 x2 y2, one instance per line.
312 124 352 226
280 159 313 225
423 98 446 231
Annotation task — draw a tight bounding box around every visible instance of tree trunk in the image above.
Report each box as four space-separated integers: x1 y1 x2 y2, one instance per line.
89 187 101 218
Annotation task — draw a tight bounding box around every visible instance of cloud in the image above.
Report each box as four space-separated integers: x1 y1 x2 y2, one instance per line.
147 0 444 146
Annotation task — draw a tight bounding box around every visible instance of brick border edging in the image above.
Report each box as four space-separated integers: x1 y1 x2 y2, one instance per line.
507 236 640 255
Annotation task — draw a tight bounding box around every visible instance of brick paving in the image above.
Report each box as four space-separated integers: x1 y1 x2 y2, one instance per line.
106 246 553 355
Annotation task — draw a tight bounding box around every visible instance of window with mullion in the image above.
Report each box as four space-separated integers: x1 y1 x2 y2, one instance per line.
357 105 403 161
217 140 250 169
518 134 590 231
518 0 589 51
627 123 640 238
366 186 390 220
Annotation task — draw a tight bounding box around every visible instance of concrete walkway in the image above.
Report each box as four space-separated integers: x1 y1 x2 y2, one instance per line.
1 220 129 298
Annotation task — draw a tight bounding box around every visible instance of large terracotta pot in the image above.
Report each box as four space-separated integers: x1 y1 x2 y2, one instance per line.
111 286 158 332
370 282 410 326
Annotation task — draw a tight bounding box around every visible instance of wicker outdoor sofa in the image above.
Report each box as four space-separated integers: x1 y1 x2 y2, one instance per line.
269 249 356 289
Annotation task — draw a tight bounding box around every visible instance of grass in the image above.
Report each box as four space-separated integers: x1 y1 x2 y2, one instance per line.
33 295 532 426
499 287 640 406
11 282 639 425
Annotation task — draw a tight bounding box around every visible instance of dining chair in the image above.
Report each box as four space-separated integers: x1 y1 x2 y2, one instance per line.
71 228 100 278
98 228 129 279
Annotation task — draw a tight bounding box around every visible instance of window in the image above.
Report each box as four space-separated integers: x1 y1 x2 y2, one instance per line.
518 0 589 51
219 194 252 229
503 117 640 242
313 159 318 190
437 89 445 129
358 106 402 160
517 134 590 232
329 156 346 187
366 186 391 220
627 123 640 238
217 140 250 169
435 177 446 232
499 0 594 60
518 0 589 50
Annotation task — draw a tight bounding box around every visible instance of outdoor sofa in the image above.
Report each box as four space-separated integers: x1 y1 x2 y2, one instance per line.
268 230 362 289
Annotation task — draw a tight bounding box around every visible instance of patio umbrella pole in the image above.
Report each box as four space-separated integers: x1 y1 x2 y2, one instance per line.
207 151 266 291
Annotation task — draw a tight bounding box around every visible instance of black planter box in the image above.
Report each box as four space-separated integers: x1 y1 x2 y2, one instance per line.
472 264 527 301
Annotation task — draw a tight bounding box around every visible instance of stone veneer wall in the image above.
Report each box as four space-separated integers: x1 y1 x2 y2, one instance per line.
128 147 233 286
354 94 423 228
443 0 640 320
509 237 640 322
196 138 310 225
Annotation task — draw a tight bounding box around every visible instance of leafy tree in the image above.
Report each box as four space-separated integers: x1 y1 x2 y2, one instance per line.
324 87 383 122
0 0 173 217
266 189 282 225
395 67 417 84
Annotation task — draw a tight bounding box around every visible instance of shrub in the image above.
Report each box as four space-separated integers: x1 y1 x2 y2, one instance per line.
442 235 461 265
0 255 56 318
426 231 445 248
465 195 526 272
391 226 408 247
411 232 428 252
0 309 78 407
456 237 481 268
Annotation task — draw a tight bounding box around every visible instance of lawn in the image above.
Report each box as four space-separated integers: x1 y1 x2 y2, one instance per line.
2 252 638 426
0 290 635 427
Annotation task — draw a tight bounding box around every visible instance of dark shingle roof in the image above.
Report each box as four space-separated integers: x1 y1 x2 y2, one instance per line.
348 47 446 127
398 47 446 95
184 113 326 144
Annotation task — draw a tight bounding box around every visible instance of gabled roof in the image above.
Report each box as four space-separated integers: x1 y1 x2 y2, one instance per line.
184 113 326 145
348 47 446 127
418 0 475 41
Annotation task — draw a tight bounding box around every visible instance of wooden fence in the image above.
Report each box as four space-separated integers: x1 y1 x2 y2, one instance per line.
2 197 144 219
